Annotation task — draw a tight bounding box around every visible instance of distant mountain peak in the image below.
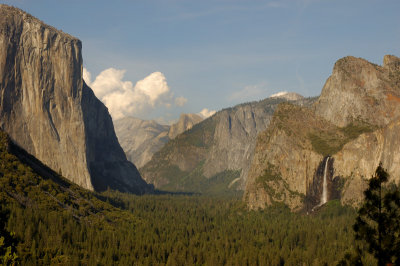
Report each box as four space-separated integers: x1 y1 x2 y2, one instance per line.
114 113 203 168
269 91 304 101
168 113 204 139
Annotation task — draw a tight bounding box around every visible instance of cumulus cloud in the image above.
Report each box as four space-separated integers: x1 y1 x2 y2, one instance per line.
175 96 187 107
84 68 186 120
198 108 216 118
83 68 92 85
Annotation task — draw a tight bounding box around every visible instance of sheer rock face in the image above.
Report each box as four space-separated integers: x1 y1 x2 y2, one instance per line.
114 114 203 168
244 104 325 211
315 56 400 127
334 118 400 206
202 100 285 186
0 5 150 193
245 55 400 210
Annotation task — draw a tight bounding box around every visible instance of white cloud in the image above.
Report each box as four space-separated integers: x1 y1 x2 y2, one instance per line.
134 71 171 105
175 96 187 107
228 82 269 102
198 108 216 118
83 68 92 85
84 68 185 120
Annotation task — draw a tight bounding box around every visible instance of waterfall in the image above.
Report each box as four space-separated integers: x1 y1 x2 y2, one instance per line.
321 157 330 205
311 156 330 211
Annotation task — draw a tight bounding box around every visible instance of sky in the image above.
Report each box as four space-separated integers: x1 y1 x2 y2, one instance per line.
3 0 400 124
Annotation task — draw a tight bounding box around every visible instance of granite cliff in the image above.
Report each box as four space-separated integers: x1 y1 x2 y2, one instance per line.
168 113 203 139
114 113 203 168
0 5 150 193
141 95 315 193
245 55 400 210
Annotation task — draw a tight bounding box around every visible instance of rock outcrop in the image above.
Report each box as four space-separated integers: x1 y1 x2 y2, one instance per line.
114 113 203 168
315 56 400 127
141 96 315 193
244 55 400 210
0 5 150 193
168 113 203 139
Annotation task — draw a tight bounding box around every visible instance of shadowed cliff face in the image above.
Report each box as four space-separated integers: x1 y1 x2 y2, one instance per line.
245 55 400 210
0 5 150 193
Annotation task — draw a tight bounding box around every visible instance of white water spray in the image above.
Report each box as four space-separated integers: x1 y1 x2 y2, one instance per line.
312 157 330 212
321 157 330 205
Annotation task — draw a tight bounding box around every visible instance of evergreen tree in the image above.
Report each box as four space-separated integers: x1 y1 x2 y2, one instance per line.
353 164 400 265
0 203 18 265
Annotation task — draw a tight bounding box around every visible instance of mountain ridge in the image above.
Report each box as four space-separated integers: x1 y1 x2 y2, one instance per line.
141 94 316 194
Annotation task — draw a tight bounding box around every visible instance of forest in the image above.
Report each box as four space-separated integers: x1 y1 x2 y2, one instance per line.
0 130 378 265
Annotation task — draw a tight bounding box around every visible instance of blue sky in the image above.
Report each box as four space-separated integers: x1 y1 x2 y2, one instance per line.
3 0 400 123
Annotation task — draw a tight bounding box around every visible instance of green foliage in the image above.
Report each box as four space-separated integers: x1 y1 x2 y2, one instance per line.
165 118 216 150
0 204 18 265
0 130 359 265
309 121 376 156
141 118 220 194
353 164 400 265
256 164 303 203
257 163 282 183
103 193 356 266
161 164 241 195
0 130 137 264
341 122 375 140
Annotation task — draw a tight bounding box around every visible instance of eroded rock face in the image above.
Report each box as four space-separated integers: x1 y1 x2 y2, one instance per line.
334 118 400 205
0 5 150 193
245 55 400 210
315 56 400 127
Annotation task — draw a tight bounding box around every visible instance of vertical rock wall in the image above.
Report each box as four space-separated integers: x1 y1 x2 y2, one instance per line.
0 5 150 193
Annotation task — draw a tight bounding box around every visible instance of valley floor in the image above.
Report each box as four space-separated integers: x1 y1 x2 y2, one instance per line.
3 190 371 265
0 132 374 265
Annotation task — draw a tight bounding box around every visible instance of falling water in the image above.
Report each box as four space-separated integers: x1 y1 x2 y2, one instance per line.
321 157 330 205
311 156 330 212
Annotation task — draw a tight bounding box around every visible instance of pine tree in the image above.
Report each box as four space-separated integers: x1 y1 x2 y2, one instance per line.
0 203 18 265
353 163 400 265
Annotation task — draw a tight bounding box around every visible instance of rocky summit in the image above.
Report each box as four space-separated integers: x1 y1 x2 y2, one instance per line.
114 113 203 168
168 113 203 139
244 55 400 211
140 95 315 194
0 5 151 193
